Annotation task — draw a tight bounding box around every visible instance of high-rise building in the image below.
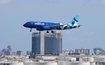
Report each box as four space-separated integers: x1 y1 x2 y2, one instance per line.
26 50 32 55
16 50 23 55
32 31 62 55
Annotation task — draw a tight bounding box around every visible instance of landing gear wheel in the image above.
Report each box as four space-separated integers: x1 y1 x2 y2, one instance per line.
47 31 49 33
51 31 54 33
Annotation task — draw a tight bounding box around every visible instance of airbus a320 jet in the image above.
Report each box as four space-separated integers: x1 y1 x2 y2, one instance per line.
23 15 81 33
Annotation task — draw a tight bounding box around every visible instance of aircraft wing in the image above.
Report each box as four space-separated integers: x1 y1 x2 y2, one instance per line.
49 25 64 29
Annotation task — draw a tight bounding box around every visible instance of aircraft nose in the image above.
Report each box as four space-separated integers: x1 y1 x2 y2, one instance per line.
23 24 26 27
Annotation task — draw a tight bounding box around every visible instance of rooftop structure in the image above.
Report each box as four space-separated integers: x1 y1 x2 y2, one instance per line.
93 48 105 55
7 45 12 51
75 48 90 55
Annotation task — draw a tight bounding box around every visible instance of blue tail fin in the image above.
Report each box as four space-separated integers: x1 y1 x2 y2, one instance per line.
69 15 79 26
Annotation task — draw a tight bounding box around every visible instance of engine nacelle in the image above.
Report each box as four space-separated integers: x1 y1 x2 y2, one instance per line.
44 26 50 30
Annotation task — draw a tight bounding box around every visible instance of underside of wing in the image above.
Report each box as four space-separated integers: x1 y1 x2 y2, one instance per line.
49 25 64 30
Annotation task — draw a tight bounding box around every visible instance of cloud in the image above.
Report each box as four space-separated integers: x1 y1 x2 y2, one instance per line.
0 0 12 4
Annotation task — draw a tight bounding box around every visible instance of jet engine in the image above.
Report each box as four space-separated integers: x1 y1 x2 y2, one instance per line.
44 26 50 30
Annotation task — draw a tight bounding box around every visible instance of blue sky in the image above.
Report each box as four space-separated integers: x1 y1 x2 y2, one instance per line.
0 0 105 53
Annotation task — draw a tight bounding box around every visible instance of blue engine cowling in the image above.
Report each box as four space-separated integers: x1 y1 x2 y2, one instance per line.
44 26 50 30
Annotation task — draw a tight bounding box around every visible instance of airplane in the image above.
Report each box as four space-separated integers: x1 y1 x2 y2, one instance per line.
23 15 81 33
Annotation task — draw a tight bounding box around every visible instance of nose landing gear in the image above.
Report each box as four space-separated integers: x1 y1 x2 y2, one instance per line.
30 28 32 32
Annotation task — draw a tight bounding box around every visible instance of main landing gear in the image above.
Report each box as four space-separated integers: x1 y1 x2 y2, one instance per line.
46 30 54 33
47 31 49 33
51 30 54 33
